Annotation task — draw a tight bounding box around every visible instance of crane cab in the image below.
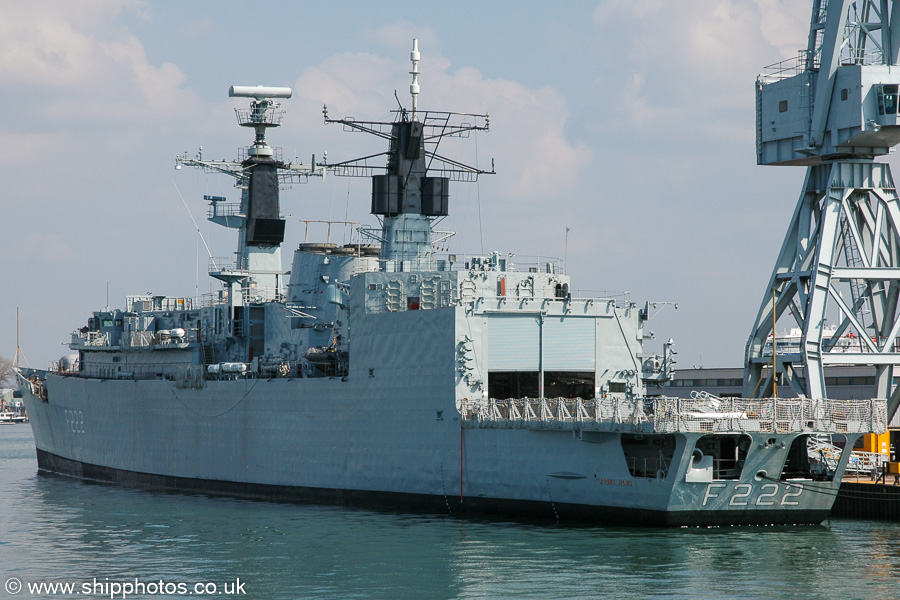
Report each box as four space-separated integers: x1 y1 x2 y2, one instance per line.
757 63 900 166
876 83 899 124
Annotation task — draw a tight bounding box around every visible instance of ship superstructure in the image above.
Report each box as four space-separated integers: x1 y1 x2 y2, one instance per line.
16 41 887 526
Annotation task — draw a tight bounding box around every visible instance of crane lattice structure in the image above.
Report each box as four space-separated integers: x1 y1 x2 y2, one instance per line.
746 0 900 419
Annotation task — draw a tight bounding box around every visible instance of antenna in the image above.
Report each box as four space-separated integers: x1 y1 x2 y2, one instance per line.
410 39 420 121
228 85 293 158
324 41 492 263
14 307 29 368
228 85 292 100
172 181 215 260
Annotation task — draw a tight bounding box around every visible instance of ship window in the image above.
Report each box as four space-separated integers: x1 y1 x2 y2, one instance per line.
878 84 899 115
841 88 849 101
778 100 788 113
489 372 539 398
488 371 594 399
545 372 595 398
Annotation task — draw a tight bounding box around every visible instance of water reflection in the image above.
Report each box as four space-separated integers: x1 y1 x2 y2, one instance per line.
3 427 900 600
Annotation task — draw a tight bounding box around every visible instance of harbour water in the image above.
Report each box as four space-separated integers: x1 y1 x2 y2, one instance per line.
2 427 900 600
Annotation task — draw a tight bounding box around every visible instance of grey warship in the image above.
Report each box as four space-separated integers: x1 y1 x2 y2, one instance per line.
17 41 888 526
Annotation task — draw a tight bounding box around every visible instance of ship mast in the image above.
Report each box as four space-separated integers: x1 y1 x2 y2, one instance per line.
323 39 494 269
176 86 324 302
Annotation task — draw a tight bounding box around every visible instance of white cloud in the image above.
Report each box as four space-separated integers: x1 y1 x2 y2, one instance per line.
292 52 401 118
593 0 808 59
439 72 591 198
0 1 197 125
0 1 137 84
588 0 810 149
754 0 811 55
686 2 765 80
100 35 189 114
289 45 591 200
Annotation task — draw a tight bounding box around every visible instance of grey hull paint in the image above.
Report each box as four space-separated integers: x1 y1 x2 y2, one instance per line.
21 373 841 527
34 449 830 527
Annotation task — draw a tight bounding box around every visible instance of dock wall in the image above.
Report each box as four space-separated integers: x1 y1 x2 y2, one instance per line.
830 481 900 521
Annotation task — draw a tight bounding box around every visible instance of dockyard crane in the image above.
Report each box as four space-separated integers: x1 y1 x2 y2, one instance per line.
746 0 900 418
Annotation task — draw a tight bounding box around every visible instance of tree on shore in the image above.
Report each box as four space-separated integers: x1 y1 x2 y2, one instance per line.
0 356 15 389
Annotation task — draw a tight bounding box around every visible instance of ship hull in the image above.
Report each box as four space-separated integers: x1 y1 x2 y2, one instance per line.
19 372 841 527
33 449 830 527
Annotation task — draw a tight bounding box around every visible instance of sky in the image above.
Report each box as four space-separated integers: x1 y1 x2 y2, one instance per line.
0 0 878 371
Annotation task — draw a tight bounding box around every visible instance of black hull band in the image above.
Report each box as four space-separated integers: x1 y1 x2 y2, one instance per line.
35 449 829 528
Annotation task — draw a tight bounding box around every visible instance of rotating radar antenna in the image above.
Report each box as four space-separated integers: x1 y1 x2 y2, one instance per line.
746 0 900 417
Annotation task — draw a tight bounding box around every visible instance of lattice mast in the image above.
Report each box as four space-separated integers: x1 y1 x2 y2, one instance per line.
746 0 900 416
322 39 494 267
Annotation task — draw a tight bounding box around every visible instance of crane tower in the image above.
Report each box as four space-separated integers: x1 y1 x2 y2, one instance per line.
746 0 900 417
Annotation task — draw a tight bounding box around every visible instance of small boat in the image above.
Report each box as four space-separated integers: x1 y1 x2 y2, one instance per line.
0 411 27 425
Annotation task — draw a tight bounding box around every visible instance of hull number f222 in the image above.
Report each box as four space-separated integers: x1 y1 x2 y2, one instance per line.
701 482 803 507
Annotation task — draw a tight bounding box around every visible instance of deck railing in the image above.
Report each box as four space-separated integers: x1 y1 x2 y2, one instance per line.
461 396 888 435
